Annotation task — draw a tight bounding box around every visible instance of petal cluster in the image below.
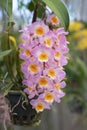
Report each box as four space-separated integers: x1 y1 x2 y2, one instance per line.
19 14 69 113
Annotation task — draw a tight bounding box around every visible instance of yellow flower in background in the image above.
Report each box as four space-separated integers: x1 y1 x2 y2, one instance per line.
80 29 87 37
73 29 87 39
77 37 87 50
73 31 82 39
69 21 84 32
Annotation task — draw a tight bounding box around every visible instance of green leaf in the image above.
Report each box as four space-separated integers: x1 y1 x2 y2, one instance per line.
0 0 6 9
0 50 12 59
33 0 40 4
38 5 45 18
42 0 69 30
27 1 34 11
0 0 12 22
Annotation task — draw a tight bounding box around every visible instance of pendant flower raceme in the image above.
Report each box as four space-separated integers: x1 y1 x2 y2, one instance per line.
19 14 69 113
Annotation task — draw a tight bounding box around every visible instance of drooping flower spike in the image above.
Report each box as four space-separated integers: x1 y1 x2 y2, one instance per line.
19 14 69 113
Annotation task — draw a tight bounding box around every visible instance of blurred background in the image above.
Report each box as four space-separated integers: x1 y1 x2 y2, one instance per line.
0 0 87 130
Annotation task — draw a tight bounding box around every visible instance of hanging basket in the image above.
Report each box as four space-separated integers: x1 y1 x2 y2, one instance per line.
6 92 41 126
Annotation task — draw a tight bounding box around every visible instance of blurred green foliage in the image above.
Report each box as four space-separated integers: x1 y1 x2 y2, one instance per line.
65 21 87 115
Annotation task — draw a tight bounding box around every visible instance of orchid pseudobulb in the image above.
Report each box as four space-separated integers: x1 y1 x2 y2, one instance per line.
19 14 69 113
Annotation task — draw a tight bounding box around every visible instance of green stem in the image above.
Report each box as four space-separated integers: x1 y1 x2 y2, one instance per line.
5 31 19 87
8 0 13 22
7 32 16 83
16 49 23 85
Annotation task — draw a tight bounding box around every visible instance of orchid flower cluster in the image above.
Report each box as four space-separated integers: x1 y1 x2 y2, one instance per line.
19 14 69 113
